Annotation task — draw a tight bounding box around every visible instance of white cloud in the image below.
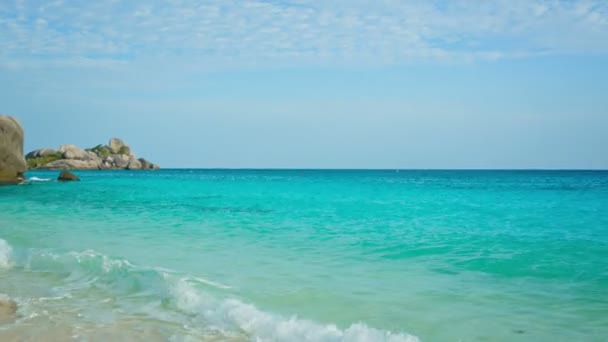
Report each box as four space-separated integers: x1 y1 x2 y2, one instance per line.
0 0 606 70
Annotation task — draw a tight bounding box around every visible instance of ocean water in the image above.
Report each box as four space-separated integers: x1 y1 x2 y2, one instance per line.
1 169 607 341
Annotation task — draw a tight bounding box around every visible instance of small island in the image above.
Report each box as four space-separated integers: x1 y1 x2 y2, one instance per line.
26 138 159 170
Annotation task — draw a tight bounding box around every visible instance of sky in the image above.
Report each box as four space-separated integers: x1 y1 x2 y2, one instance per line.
1 0 607 169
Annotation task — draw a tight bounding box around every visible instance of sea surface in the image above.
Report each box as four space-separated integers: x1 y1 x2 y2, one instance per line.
1 170 607 341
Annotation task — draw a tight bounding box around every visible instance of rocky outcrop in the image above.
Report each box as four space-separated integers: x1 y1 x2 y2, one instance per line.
26 138 159 170
0 115 27 184
25 148 57 159
58 171 80 181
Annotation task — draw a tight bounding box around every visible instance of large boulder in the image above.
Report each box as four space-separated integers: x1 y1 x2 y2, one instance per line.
101 156 114 169
127 156 142 170
0 115 27 184
86 151 96 159
138 158 160 170
41 159 100 170
111 154 130 168
58 171 80 182
59 144 92 160
108 138 131 155
138 158 152 170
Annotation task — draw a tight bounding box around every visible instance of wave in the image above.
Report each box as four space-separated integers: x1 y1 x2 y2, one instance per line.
3 243 419 341
19 176 53 185
169 278 419 342
28 177 52 182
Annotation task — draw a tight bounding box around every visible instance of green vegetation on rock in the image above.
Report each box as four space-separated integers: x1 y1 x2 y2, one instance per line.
26 152 63 169
118 146 130 155
87 144 111 158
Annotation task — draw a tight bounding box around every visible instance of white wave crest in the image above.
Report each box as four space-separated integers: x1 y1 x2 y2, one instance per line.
28 177 52 182
169 278 419 342
0 238 13 269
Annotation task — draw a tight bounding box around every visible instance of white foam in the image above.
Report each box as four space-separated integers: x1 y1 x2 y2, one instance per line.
169 278 419 342
28 176 51 182
0 238 12 268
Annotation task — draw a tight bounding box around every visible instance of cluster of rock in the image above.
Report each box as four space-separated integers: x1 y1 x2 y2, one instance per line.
0 115 27 184
26 138 159 170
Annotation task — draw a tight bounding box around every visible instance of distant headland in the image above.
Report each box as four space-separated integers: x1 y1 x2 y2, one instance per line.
26 138 159 171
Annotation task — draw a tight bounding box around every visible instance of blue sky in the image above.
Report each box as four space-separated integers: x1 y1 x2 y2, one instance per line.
1 0 607 168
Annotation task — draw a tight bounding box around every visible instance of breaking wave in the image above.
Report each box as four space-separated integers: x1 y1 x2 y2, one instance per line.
2 244 419 341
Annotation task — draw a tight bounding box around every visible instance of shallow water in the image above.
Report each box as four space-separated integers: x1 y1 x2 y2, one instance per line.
1 170 607 341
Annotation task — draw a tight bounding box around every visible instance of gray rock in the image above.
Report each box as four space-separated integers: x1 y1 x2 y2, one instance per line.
25 148 58 159
58 171 80 181
101 156 115 169
138 158 159 170
111 154 130 168
86 151 100 160
0 294 17 321
59 144 92 160
138 158 152 169
0 115 27 185
41 159 100 170
127 157 142 170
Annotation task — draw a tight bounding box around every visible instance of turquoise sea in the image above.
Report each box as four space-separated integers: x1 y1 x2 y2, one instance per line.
1 170 607 341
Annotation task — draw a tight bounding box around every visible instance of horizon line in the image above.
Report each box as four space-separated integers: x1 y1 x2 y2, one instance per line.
34 167 607 171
